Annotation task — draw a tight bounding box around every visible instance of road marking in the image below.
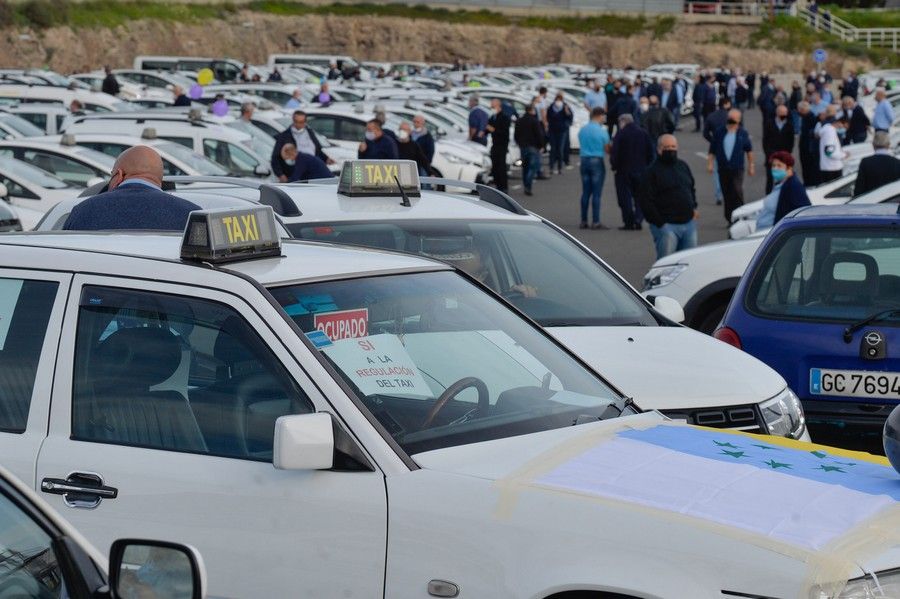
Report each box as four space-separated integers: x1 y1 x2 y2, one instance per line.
694 151 708 159
511 184 522 190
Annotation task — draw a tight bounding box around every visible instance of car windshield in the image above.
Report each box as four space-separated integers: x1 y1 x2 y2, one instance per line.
0 114 44 137
290 220 658 327
156 141 228 175
270 271 624 455
748 227 900 323
0 156 69 188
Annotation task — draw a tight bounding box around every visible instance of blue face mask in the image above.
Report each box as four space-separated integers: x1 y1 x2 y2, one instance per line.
771 167 788 183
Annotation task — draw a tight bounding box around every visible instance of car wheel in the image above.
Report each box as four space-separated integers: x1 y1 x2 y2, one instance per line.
697 302 727 336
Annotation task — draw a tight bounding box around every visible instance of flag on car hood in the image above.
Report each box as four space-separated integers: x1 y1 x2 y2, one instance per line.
534 424 900 551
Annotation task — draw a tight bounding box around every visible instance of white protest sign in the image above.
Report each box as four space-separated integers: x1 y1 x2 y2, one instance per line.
323 333 432 397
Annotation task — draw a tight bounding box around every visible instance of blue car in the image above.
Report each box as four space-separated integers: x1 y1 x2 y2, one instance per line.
715 204 900 451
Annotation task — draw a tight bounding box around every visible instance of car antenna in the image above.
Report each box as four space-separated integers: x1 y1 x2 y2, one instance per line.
394 174 411 207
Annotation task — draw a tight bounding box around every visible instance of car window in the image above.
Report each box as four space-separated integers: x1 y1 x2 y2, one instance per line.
0 115 44 137
72 286 314 460
339 118 367 142
0 490 66 597
271 271 623 455
78 142 129 159
825 180 855 199
749 227 900 323
156 141 227 176
291 220 657 327
0 279 58 433
19 151 102 186
14 112 47 132
159 136 194 150
306 115 338 139
202 140 258 177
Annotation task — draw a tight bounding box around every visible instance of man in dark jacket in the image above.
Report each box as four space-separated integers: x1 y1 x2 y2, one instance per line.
637 134 697 259
768 152 811 225
271 110 330 182
840 96 870 145
703 97 732 206
642 95 674 143
707 108 754 223
172 85 191 107
358 119 399 160
514 104 544 196
762 105 795 193
854 131 900 197
486 99 511 192
692 75 707 132
609 85 637 136
396 122 431 177
64 146 199 231
280 144 333 181
610 114 655 231
411 114 435 164
797 101 820 186
101 66 120 97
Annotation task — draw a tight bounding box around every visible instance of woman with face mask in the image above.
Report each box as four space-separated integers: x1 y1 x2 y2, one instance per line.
546 93 573 175
755 151 810 230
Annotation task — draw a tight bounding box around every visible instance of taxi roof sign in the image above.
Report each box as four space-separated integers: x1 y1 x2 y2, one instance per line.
338 160 421 198
181 206 281 264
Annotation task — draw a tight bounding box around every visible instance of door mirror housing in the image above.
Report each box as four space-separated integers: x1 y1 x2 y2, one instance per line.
254 164 272 177
650 295 685 323
273 412 334 470
109 539 206 599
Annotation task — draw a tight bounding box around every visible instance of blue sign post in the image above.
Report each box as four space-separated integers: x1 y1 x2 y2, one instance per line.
813 48 827 64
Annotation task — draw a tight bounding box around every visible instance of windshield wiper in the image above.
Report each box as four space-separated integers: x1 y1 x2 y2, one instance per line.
843 308 900 343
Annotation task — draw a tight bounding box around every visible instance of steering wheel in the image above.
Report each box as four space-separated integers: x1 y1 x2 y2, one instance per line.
421 377 489 430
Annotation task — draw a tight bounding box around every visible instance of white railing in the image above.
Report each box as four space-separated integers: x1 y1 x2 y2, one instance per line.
683 1 765 16
798 7 900 51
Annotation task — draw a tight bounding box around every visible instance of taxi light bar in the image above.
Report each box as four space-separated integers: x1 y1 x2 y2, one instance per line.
181 206 280 264
338 160 421 198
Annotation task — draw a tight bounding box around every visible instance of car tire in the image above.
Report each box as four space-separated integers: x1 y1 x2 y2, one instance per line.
697 302 727 336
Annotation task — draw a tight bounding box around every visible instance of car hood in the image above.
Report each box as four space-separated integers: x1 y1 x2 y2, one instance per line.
413 412 900 593
547 326 786 410
650 233 768 268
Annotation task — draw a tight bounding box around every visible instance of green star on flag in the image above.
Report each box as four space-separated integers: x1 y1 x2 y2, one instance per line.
764 459 791 470
752 444 780 450
713 441 739 448
834 461 857 467
720 449 747 458
817 465 845 473
811 451 828 459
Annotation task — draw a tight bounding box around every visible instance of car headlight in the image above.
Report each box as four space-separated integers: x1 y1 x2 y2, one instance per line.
760 388 806 440
440 152 476 166
643 263 688 290
810 568 900 598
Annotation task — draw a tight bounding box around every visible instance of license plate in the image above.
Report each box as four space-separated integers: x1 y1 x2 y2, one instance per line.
809 368 900 400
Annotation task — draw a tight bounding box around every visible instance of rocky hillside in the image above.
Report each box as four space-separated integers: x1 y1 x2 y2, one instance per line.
0 11 868 74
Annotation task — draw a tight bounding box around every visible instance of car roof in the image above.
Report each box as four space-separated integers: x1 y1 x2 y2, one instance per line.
0 233 446 286
276 182 540 224
783 203 900 221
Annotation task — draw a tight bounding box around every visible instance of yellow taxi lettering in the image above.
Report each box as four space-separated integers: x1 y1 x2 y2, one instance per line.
384 164 398 180
221 216 236 244
229 216 245 243
241 214 259 241
364 164 377 182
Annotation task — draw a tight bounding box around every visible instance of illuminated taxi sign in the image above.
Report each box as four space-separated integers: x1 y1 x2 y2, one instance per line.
338 160 421 198
181 206 280 263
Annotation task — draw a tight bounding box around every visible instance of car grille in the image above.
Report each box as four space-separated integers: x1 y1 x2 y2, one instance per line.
661 404 765 434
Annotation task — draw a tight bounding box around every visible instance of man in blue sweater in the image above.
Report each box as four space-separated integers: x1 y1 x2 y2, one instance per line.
707 109 755 223
358 120 399 160
63 146 200 231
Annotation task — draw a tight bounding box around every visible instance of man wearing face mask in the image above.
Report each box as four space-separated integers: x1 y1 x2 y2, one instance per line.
486 99 511 192
411 114 435 165
797 101 819 185
272 110 330 182
762 104 795 193
396 121 431 178
280 144 333 182
817 104 846 183
637 134 698 259
547 93 573 175
642 95 674 143
755 151 809 231
840 96 870 144
707 108 754 223
358 119 399 160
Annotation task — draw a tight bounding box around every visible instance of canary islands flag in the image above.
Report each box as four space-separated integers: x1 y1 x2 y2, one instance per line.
534 424 900 551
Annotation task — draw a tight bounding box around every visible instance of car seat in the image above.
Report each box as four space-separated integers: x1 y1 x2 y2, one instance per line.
819 251 879 306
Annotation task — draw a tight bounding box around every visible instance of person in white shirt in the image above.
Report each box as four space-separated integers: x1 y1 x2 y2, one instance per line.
817 105 847 183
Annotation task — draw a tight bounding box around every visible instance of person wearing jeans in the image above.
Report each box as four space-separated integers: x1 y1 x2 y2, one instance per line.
514 103 545 196
707 108 754 223
637 134 699 260
577 107 611 229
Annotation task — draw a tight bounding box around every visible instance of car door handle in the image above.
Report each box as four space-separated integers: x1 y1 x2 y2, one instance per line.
41 472 118 509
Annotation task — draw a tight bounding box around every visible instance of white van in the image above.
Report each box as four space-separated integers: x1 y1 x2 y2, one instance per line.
0 85 132 113
132 55 247 82
267 53 358 72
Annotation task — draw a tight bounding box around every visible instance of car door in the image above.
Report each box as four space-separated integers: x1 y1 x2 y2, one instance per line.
0 270 70 485
36 275 388 598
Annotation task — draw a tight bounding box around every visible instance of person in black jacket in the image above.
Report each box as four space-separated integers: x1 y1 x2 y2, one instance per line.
637 134 698 259
797 101 820 186
514 104 544 196
172 85 191 107
762 105 795 193
610 114 655 230
280 144 333 181
840 96 870 145
642 95 674 143
854 132 900 197
358 119 399 160
396 122 431 177
101 66 120 97
271 111 330 182
486 99 511 192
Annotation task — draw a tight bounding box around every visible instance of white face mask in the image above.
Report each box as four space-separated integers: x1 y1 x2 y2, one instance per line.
285 159 295 166
398 130 410 141
413 126 424 133
640 104 649 113
364 131 377 141
293 125 305 133
554 101 563 109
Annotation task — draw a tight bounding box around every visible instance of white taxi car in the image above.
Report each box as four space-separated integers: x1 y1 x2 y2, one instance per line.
4 201 900 599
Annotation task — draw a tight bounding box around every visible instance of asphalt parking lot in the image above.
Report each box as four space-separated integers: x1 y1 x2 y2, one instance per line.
509 107 770 289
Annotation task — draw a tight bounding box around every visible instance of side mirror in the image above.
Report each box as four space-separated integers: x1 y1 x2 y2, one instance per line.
650 295 685 323
254 164 272 177
273 412 334 470
109 539 206 599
